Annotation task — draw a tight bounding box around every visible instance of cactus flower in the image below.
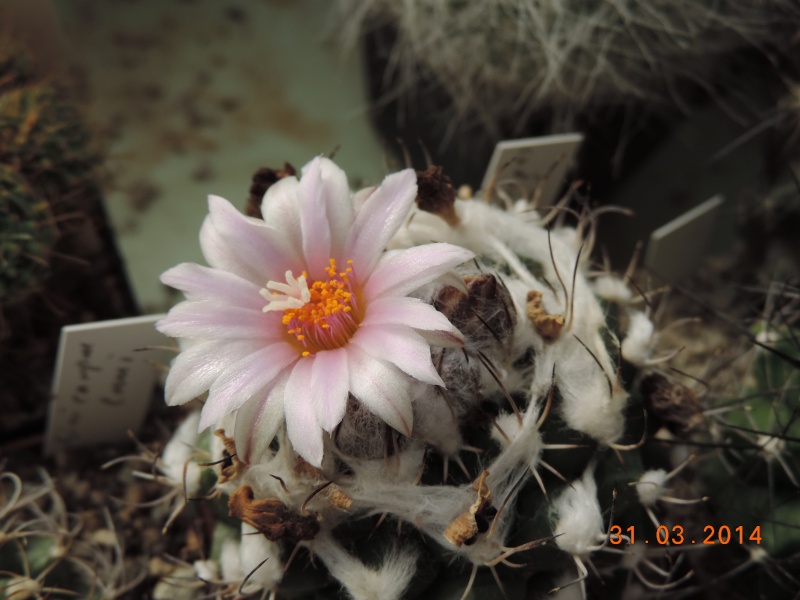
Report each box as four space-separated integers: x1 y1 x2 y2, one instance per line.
157 157 474 466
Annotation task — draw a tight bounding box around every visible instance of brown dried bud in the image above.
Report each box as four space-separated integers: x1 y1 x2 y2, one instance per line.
326 486 353 511
246 162 296 218
641 373 704 436
416 165 460 226
444 471 495 547
293 455 324 480
526 290 564 341
213 429 245 483
228 485 319 541
435 273 516 347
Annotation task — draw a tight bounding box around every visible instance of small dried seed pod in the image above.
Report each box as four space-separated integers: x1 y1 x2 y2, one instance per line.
432 271 519 422
214 429 245 483
246 162 296 218
228 485 319 542
525 290 564 341
640 373 704 436
444 471 496 547
326 486 353 511
435 273 516 350
416 165 460 226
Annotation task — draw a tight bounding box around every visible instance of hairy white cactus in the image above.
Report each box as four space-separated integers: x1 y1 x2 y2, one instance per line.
146 161 800 600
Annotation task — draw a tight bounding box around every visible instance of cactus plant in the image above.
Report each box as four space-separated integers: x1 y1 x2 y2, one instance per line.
0 42 137 434
336 0 800 136
0 165 55 303
144 157 799 599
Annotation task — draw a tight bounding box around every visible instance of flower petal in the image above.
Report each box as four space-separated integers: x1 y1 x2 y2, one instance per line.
303 157 352 258
164 339 264 406
363 243 475 299
344 169 417 276
284 358 325 466
157 301 282 340
360 296 465 348
206 194 301 284
352 185 375 213
199 215 256 282
296 158 332 279
414 328 466 349
347 345 413 436
436 270 468 294
352 324 444 387
161 263 264 311
234 370 288 464
260 176 302 255
309 347 349 432
200 342 298 430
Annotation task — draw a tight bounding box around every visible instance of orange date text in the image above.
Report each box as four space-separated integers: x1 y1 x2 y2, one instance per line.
608 525 762 546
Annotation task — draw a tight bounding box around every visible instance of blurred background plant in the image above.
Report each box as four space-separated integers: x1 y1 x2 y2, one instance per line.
0 37 137 446
335 0 800 188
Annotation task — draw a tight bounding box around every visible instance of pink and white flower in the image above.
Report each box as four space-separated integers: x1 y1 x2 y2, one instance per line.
157 157 474 466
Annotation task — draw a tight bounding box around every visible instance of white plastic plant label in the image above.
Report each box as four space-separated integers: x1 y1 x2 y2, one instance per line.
481 133 584 207
644 195 724 283
45 314 169 455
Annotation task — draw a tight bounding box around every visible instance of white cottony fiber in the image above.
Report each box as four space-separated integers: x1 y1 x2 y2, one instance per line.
635 469 669 507
394 198 629 445
593 275 633 304
219 538 242 582
489 410 544 485
194 558 220 583
552 464 604 557
621 310 655 367
161 410 202 497
411 388 463 456
312 533 418 600
239 524 284 594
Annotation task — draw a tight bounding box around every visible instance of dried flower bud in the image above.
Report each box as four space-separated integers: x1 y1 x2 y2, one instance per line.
416 165 460 226
228 485 319 542
526 290 564 341
245 162 296 218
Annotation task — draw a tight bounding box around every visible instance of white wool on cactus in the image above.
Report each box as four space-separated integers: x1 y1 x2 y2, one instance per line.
160 410 202 498
635 469 669 507
550 463 607 599
238 524 284 595
592 273 634 304
620 310 656 367
218 539 241 582
551 464 605 558
151 159 659 599
392 193 628 446
310 533 418 600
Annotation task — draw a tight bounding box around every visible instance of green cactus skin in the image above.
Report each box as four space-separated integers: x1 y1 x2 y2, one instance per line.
0 43 137 434
0 165 56 303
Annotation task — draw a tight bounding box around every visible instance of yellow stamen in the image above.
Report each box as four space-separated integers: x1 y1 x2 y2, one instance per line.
274 258 360 356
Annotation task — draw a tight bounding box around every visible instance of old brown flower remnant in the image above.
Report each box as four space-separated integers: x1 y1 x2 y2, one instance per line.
444 471 495 547
416 165 460 227
228 485 320 542
526 290 564 341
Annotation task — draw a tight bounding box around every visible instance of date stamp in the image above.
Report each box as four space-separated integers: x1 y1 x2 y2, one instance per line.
609 525 762 546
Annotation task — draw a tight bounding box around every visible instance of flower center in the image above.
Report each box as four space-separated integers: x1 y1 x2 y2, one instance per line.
261 259 360 356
